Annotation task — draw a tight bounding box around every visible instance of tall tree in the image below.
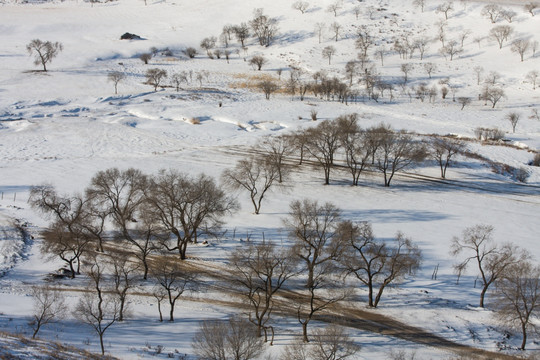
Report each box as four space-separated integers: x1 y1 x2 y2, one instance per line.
26 39 63 72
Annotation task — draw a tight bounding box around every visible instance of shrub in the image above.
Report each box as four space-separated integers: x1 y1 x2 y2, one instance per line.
531 153 540 166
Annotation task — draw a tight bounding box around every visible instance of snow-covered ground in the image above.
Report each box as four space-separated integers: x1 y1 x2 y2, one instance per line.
0 0 539 358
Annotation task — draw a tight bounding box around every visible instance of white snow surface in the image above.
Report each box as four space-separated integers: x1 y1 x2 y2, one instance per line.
0 0 539 358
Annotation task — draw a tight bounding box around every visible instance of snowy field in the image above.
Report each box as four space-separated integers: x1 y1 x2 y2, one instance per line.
0 0 539 358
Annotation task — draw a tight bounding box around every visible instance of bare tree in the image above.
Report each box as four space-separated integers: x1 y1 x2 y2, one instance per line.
339 221 421 307
430 137 466 178
459 30 471 47
327 0 342 17
400 63 414 83
229 240 297 344
256 135 294 183
151 257 196 322
481 4 502 23
524 2 539 16
249 55 267 71
439 40 462 61
139 53 152 65
152 286 167 322
222 156 280 215
473 66 484 85
436 2 454 20
145 68 167 91
147 170 237 259
336 114 370 186
353 5 362 19
304 119 342 185
233 23 250 47
292 1 310 14
29 285 67 339
182 47 198 59
511 39 530 61
192 317 265 360
506 112 520 133
374 46 387 66
74 258 120 355
526 70 539 90
413 0 426 12
322 46 336 65
495 260 540 350
484 70 501 85
480 85 505 108
415 37 430 60
375 128 427 187
490 25 513 49
423 62 436 78
107 71 125 95
285 199 348 342
26 39 63 72
329 22 342 42
450 224 526 308
310 325 361 360
250 8 279 47
501 9 517 22
258 79 279 100
108 252 139 321
356 27 374 59
86 168 159 279
200 36 217 58
458 97 471 110
314 22 325 44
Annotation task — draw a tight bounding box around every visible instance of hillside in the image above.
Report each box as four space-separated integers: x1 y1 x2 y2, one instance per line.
0 0 539 358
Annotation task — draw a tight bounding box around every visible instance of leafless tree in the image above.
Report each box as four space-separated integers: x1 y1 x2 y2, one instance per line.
147 170 237 259
423 62 436 79
145 68 167 91
356 27 374 59
249 55 267 71
250 8 279 47
108 252 139 321
353 5 362 19
139 53 152 65
529 108 540 121
490 25 513 49
314 22 325 44
229 240 296 344
501 9 517 22
480 85 505 108
526 70 539 90
506 112 520 133
327 1 342 17
107 71 125 95
400 63 414 83
182 47 197 59
258 79 279 100
171 72 188 92
482 4 503 23
484 70 501 86
450 224 527 308
336 114 370 186
329 22 342 42
322 46 336 65
430 137 466 178
233 23 250 47
192 317 265 360
74 258 120 355
151 257 196 322
200 36 217 58
256 135 294 183
29 285 67 339
285 199 348 342
374 46 387 66
524 2 539 16
511 39 530 61
86 168 159 279
473 66 484 85
304 119 342 185
436 2 454 20
439 40 462 61
152 286 167 322
413 0 426 12
415 37 430 60
459 30 471 47
292 1 310 14
339 221 421 307
457 97 471 110
310 324 361 359
495 260 540 350
26 39 63 72
222 156 280 215
375 128 427 187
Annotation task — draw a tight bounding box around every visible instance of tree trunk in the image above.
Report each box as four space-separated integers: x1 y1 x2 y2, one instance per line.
521 322 527 350
302 322 309 342
99 332 105 355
